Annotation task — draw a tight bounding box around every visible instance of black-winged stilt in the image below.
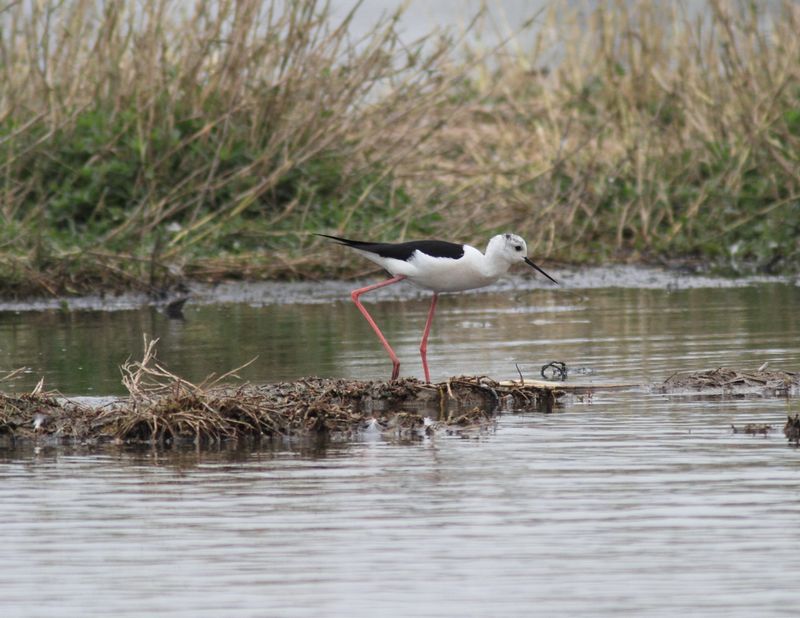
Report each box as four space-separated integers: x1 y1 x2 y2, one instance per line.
320 233 558 383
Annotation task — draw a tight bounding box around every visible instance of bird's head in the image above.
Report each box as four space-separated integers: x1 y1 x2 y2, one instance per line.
487 233 558 284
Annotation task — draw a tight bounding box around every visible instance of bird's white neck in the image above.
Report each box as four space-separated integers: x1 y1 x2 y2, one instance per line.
479 254 510 280
479 239 513 279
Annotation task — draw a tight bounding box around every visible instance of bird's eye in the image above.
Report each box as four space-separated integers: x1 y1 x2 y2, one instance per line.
514 245 522 252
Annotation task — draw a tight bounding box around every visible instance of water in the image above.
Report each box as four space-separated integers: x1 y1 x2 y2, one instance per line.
0 269 797 394
2 270 800 616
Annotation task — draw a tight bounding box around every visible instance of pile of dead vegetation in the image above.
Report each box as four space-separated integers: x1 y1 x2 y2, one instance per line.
662 367 800 395
0 339 556 447
784 416 800 446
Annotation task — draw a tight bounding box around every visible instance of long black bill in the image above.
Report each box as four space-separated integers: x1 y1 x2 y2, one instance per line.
524 257 559 285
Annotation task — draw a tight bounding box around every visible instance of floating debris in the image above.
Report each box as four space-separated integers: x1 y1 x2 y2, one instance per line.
3 340 799 449
731 423 773 436
0 378 559 447
540 361 568 381
663 367 800 395
0 339 561 447
520 361 597 385
784 415 800 446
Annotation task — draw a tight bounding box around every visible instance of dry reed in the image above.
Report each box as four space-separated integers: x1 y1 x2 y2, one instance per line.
1 1 799 296
0 337 550 445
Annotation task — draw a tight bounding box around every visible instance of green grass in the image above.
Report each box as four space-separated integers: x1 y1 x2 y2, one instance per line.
1 0 799 297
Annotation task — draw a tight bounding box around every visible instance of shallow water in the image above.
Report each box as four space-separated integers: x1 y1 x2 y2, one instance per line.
2 270 800 616
0 268 797 394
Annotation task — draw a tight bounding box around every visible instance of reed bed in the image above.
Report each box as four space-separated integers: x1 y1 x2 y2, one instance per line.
445 1 800 270
1 0 798 296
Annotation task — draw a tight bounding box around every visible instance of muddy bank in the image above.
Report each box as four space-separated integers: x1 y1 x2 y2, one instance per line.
0 266 795 313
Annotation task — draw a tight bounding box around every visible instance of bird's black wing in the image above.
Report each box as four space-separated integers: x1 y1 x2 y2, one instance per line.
317 234 465 261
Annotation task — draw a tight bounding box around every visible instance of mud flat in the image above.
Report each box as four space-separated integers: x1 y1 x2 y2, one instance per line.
0 266 793 314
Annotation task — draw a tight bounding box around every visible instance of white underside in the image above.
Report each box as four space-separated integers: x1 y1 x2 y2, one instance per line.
355 245 506 293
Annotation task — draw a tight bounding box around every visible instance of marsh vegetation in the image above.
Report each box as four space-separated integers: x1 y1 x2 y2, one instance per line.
1 0 798 296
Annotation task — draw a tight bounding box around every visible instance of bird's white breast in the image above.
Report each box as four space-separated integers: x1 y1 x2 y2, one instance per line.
402 246 500 292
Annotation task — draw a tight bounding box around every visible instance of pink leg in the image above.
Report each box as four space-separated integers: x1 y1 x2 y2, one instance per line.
419 294 438 383
351 275 406 380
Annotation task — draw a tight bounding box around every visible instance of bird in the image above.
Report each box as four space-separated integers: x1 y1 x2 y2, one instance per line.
319 233 558 383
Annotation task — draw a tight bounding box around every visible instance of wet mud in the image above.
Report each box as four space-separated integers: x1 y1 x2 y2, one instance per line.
0 266 791 313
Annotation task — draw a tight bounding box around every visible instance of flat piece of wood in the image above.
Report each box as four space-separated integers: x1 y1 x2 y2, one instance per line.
498 379 641 394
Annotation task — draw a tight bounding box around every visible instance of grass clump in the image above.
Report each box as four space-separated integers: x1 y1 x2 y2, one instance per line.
1 1 800 297
0 0 456 294
442 1 800 271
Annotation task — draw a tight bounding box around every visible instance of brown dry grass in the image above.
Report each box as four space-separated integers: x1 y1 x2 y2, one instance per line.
422 1 800 267
1 1 799 297
0 337 555 445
